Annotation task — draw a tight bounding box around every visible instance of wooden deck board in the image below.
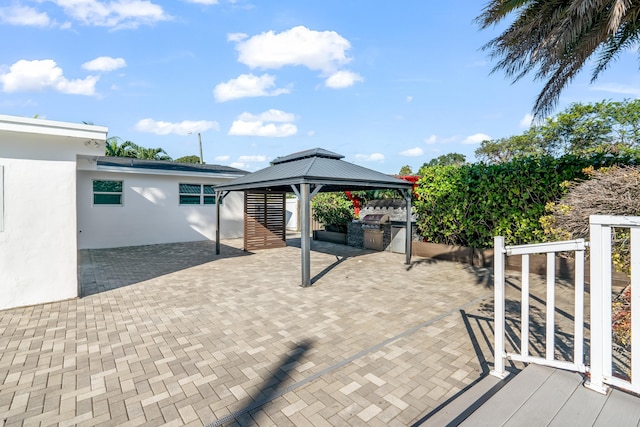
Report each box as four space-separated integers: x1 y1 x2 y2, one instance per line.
548 375 609 426
504 368 582 427
593 387 640 427
459 364 554 427
432 364 640 427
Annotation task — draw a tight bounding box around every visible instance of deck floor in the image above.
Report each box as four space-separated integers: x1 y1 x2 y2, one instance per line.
425 364 640 426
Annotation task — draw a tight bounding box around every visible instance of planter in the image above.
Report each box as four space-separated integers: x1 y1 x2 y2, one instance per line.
411 241 629 288
313 230 347 245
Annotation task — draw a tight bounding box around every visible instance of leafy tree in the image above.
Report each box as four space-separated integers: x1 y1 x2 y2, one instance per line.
105 137 137 158
476 100 640 163
420 153 467 171
398 165 413 175
477 0 640 118
175 155 203 164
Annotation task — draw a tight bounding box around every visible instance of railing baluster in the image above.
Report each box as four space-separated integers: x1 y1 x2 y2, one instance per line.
546 252 555 361
602 226 613 381
631 227 639 387
574 249 585 369
521 254 530 357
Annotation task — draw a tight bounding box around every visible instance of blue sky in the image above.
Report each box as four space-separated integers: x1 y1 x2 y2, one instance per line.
1 1 639 174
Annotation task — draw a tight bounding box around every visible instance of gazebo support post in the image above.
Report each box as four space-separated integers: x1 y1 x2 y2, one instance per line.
300 183 311 286
215 190 230 255
403 189 412 265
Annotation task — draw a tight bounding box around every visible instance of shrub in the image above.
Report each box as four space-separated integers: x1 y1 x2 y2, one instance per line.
311 192 354 232
413 153 639 248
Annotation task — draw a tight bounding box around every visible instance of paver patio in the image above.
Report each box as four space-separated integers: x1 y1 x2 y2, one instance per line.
0 237 587 426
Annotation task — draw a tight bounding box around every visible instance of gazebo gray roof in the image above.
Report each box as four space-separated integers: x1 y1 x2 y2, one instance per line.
215 148 413 193
213 148 414 287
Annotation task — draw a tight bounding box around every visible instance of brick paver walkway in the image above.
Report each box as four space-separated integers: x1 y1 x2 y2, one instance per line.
0 237 583 426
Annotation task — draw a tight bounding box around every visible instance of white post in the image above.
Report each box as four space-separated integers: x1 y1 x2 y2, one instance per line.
586 220 609 394
491 236 509 379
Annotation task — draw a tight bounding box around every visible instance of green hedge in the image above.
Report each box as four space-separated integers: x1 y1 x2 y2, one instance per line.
413 154 639 248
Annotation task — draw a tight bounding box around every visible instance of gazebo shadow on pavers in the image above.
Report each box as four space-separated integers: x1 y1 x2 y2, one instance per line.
79 240 251 296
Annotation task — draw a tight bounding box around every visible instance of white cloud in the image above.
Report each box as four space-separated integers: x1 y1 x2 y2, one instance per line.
215 155 230 161
82 56 127 72
234 25 352 74
519 113 534 128
228 109 297 137
135 118 219 135
214 73 289 102
355 153 384 162
400 147 424 157
0 59 98 95
0 6 50 27
238 155 267 162
406 95 413 103
229 121 297 137
52 0 170 29
229 162 247 169
325 70 363 89
424 134 458 144
239 109 295 122
590 83 640 98
183 0 218 4
463 133 491 144
227 32 247 42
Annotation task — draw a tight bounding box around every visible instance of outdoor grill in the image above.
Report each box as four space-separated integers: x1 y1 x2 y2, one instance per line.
361 214 390 251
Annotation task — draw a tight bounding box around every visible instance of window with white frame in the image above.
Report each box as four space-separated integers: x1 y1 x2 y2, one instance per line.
179 183 219 205
93 180 123 205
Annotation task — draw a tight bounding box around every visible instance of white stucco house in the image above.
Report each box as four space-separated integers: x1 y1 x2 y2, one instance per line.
0 114 246 311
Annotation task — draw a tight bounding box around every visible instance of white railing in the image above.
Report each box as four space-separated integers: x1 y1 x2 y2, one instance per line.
587 215 640 395
492 237 588 379
493 215 640 396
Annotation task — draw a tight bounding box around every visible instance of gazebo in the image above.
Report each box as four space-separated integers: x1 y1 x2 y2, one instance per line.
214 148 415 287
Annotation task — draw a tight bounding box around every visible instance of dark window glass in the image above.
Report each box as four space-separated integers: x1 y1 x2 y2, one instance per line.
94 194 122 205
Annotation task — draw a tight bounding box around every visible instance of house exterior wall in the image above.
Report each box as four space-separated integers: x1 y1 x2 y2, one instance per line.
76 167 245 249
0 121 106 311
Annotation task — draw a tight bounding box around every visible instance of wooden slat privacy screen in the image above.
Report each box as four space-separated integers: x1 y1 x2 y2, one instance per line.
244 191 286 251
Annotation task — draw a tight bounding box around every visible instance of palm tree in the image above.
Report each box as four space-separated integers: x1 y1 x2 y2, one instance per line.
478 0 640 118
105 137 137 158
134 146 172 161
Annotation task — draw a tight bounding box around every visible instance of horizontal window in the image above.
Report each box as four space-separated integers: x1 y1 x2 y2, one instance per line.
93 180 123 205
179 183 221 206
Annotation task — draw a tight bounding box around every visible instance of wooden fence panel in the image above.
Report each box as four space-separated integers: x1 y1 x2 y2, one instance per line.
244 191 286 251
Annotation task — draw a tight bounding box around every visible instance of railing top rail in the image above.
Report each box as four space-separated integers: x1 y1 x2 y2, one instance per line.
504 239 586 256
590 214 640 227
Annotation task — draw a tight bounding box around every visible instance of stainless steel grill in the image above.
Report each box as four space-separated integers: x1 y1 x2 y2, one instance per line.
361 214 389 250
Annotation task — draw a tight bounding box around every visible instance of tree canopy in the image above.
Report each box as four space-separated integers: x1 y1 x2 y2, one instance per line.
475 99 640 163
398 165 414 175
420 153 467 171
478 0 640 118
174 155 203 164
